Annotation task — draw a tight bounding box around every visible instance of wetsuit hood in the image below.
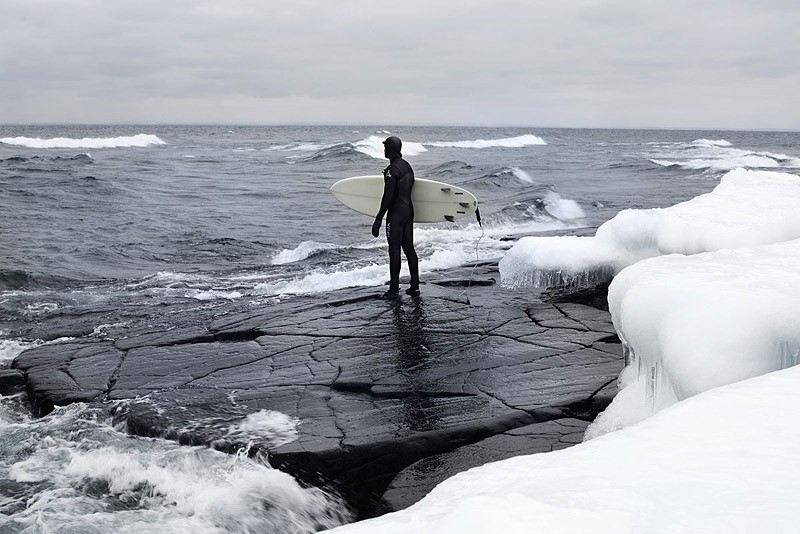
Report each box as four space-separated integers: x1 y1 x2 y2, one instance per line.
383 136 402 160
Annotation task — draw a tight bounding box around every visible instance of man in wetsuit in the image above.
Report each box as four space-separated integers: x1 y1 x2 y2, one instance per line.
371 136 420 297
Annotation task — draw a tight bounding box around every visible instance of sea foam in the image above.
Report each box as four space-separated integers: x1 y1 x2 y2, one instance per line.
427 134 547 149
0 134 166 149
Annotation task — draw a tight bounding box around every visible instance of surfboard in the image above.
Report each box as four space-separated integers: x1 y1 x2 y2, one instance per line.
330 175 478 223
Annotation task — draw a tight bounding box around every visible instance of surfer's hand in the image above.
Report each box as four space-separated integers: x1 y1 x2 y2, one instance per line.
371 219 381 237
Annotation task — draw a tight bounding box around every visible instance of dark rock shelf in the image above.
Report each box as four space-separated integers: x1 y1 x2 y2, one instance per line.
13 264 622 517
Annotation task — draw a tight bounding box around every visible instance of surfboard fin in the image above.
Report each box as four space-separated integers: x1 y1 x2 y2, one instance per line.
440 187 451 193
444 215 455 222
458 202 470 208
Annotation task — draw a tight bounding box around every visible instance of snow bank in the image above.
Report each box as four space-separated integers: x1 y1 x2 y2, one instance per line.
586 238 800 438
499 169 800 287
324 364 800 534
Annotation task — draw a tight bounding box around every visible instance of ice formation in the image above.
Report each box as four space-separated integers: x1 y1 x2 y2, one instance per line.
323 365 800 534
500 169 800 287
585 238 800 438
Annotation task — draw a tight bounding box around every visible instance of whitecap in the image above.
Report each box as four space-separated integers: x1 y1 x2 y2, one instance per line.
427 134 547 149
0 133 166 149
272 241 340 265
353 135 428 159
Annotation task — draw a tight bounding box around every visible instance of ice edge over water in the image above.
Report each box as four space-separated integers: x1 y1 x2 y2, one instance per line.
499 169 800 288
586 238 800 438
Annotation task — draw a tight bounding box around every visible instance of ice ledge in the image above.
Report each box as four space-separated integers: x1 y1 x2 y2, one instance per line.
586 237 800 438
500 169 800 289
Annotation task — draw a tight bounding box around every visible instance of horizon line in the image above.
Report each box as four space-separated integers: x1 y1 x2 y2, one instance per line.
1 122 799 133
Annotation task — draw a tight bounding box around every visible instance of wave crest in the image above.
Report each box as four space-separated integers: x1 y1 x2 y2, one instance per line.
0 134 166 149
427 134 546 149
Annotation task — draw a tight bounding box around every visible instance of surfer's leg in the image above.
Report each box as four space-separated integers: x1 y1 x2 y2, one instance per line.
401 220 419 293
386 218 401 293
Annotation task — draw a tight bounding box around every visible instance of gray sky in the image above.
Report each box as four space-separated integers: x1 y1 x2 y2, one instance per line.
2 0 799 129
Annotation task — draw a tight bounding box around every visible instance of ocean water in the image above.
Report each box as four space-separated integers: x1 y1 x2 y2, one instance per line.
1 125 799 532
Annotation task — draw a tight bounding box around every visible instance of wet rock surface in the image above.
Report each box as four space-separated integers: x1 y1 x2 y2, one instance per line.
12 263 622 517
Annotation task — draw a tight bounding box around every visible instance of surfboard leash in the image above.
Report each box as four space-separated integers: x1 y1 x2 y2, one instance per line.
461 207 484 306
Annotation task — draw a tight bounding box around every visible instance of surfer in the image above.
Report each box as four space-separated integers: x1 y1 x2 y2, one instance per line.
372 136 420 297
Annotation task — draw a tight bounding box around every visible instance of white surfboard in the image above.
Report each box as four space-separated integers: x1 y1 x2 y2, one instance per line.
330 175 478 223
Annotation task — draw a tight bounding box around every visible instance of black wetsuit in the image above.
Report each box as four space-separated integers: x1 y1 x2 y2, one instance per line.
374 156 420 293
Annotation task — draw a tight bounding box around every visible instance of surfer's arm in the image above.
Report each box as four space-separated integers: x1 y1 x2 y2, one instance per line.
372 168 396 236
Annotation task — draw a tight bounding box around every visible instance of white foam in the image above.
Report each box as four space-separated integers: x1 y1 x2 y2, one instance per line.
3 404 348 533
586 237 800 438
648 139 800 171
500 169 800 288
508 167 534 183
272 241 340 265
351 134 547 159
270 142 331 152
353 135 428 159
0 134 166 149
426 134 547 149
255 219 572 297
0 338 42 362
542 192 585 220
324 365 800 534
225 410 299 447
190 289 243 301
690 138 732 147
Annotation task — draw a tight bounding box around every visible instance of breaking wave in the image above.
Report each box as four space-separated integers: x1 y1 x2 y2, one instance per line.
272 240 384 265
427 134 546 149
255 202 585 297
298 134 548 161
464 167 536 189
690 138 732 148
270 142 331 152
0 134 166 149
646 139 800 171
353 135 428 159
0 402 350 533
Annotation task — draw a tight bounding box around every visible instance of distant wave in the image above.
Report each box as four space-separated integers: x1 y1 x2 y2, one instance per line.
353 135 428 159
270 142 331 152
427 134 547 149
298 134 548 161
650 152 800 171
428 160 475 176
464 166 536 189
647 139 800 172
1 153 93 164
0 134 166 149
690 138 732 148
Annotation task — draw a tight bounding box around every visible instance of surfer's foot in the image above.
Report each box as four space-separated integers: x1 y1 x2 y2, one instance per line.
405 287 420 297
382 289 400 299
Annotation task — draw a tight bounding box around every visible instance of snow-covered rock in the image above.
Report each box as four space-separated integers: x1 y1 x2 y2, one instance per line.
324 364 800 534
499 169 800 287
586 237 800 438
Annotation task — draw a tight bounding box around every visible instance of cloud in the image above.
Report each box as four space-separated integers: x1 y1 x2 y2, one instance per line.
1 0 798 128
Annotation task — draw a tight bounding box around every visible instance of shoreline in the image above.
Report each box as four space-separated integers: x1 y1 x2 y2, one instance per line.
7 260 622 520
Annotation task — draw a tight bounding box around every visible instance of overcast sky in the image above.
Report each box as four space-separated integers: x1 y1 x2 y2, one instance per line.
1 0 798 129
